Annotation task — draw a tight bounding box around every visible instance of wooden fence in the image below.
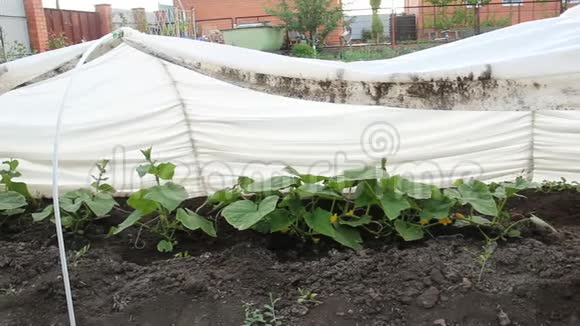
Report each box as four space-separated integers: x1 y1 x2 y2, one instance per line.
44 8 101 44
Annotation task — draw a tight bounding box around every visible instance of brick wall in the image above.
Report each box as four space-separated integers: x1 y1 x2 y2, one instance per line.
24 0 49 52
406 0 568 39
23 0 113 53
177 0 343 45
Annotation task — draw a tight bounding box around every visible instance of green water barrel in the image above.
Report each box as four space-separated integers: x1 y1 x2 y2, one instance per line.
222 24 285 52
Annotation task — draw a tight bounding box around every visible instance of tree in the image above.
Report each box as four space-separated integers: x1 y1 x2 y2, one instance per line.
464 0 492 34
370 0 383 44
424 0 456 31
265 0 343 47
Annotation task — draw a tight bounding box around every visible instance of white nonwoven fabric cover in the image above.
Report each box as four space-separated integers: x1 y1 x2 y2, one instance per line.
0 41 94 95
1 7 580 197
120 6 580 82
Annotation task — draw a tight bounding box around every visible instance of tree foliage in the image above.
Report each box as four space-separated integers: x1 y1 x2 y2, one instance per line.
370 0 384 43
265 0 343 47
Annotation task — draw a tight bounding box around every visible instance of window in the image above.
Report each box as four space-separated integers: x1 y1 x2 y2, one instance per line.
465 0 484 8
502 0 524 6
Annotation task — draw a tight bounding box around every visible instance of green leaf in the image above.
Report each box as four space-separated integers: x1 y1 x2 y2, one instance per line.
339 214 372 227
157 163 176 180
430 186 445 200
342 166 389 181
157 240 174 252
420 197 454 219
32 205 54 222
453 179 464 187
455 215 491 226
380 192 410 220
144 182 187 212
332 225 363 250
136 164 152 178
456 181 498 216
283 166 327 183
398 179 432 199
325 176 355 193
176 208 216 237
85 192 116 217
2 159 18 171
222 195 279 230
492 186 507 199
244 176 299 193
0 191 27 210
380 175 400 192
110 210 144 235
443 188 461 200
208 189 241 205
251 219 272 234
394 220 424 241
237 176 255 189
140 147 153 161
495 177 533 199
268 209 296 232
59 197 80 213
97 183 116 193
1 208 25 217
297 183 342 200
506 228 521 238
59 189 92 213
279 195 306 218
304 207 335 237
127 189 158 215
529 214 557 233
354 180 381 207
8 181 33 200
61 215 74 228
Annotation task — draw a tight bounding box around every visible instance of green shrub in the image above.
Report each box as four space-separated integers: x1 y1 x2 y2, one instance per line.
33 160 117 233
361 29 373 42
265 0 343 46
0 160 30 225
291 44 317 58
370 0 384 44
47 33 70 50
213 163 553 250
110 148 216 252
371 14 385 43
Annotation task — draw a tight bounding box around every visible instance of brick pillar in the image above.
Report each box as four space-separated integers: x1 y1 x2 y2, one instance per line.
95 4 113 36
132 8 148 33
23 0 49 52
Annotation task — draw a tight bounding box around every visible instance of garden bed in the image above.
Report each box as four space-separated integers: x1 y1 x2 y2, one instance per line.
0 191 579 326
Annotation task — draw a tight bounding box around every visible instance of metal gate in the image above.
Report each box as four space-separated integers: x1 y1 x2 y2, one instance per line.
0 0 31 63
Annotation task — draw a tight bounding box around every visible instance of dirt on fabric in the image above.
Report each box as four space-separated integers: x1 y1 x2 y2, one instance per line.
0 191 579 326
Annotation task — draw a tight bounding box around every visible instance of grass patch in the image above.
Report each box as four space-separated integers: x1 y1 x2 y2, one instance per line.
316 45 436 62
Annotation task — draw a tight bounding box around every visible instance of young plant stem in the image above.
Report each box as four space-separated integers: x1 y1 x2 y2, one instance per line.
195 198 209 214
492 197 509 224
134 225 147 249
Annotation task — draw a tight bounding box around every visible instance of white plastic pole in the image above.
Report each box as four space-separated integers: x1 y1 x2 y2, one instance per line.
51 33 114 326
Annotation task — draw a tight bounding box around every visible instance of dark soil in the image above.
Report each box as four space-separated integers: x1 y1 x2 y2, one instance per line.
1 191 579 326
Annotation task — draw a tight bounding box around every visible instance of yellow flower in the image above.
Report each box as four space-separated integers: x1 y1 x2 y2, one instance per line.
346 209 356 216
281 227 290 233
330 213 339 223
455 213 465 219
419 218 430 225
439 217 453 226
312 237 321 244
